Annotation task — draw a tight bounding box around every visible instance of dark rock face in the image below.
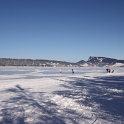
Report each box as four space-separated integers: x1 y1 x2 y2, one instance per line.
87 56 124 67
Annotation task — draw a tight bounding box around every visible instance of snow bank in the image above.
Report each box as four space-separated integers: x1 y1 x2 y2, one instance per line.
112 62 124 67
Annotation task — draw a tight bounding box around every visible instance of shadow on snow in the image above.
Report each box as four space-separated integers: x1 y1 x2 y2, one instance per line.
53 76 124 123
0 85 65 124
0 76 124 124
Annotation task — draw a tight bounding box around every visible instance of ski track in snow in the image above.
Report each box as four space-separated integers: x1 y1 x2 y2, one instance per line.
0 67 124 124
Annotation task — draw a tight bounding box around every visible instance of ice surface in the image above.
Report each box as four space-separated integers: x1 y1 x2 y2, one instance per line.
0 67 124 124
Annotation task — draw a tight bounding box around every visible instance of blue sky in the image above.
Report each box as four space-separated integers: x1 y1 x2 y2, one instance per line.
0 0 124 62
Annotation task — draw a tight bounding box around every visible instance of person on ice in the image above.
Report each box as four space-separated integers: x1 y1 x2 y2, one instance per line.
72 69 74 74
60 69 62 73
106 68 110 73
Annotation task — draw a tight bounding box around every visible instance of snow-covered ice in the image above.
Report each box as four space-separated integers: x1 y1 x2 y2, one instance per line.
0 67 124 124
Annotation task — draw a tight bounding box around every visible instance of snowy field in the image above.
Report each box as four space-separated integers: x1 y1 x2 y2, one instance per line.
0 67 124 124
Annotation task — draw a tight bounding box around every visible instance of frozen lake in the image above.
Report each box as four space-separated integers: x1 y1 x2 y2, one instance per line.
0 67 124 124
0 66 123 77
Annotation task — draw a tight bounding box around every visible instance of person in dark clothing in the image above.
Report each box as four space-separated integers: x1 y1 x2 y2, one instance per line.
106 68 108 72
106 68 110 73
72 69 74 74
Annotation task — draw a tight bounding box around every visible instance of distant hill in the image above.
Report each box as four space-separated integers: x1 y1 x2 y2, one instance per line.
0 58 77 67
76 60 88 67
0 57 124 67
87 56 124 67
